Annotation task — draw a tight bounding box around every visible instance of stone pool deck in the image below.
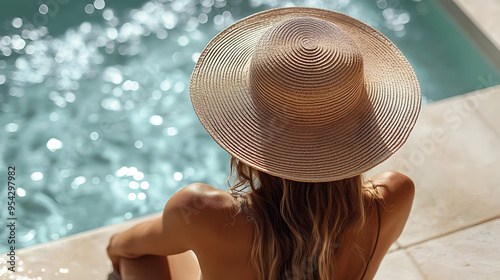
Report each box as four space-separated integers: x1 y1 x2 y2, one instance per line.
2 0 500 279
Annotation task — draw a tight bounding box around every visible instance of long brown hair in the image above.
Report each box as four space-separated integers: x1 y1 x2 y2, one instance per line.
228 156 383 279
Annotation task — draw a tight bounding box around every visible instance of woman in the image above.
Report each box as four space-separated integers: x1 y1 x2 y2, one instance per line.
107 7 421 280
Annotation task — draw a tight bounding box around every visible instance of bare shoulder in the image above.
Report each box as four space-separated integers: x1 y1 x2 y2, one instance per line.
367 171 415 243
163 183 236 229
165 183 233 209
158 183 237 255
369 171 415 204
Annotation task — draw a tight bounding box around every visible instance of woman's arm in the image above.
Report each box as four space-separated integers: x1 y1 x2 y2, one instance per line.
106 185 200 272
369 171 415 244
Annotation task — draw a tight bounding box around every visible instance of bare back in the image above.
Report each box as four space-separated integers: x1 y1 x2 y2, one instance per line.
169 171 414 280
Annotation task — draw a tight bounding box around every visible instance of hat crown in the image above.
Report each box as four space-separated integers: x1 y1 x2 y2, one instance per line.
249 17 366 126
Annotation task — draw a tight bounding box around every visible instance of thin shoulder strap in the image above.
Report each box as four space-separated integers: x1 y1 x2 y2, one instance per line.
360 201 381 280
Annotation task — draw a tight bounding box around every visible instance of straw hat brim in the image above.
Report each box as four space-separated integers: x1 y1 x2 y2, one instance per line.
190 7 421 182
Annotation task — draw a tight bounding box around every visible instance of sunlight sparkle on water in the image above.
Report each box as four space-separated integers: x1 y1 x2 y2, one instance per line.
85 4 95 14
129 181 139 189
103 9 114 21
12 18 22 28
166 127 178 136
140 181 150 190
160 80 171 91
31 172 43 181
46 138 63 151
106 174 114 182
16 188 26 197
4 123 18 133
71 176 87 189
149 115 163 125
134 140 144 149
122 80 139 91
116 166 128 177
127 167 138 176
173 172 183 181
20 229 36 242
39 4 49 15
90 131 99 140
60 169 71 177
49 112 59 121
94 0 106 10
133 171 144 181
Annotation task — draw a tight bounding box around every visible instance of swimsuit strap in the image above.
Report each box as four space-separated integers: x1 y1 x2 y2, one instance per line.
360 201 381 280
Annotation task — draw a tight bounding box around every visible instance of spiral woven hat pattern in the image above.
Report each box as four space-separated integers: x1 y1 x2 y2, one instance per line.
190 7 421 182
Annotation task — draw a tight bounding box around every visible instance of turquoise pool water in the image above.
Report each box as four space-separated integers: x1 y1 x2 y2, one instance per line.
1 0 499 253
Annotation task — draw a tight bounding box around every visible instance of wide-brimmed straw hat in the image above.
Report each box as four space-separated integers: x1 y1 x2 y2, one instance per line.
190 7 421 182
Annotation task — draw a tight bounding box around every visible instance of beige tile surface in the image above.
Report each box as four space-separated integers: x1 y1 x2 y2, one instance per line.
388 242 398 252
453 0 500 50
374 249 425 280
368 88 500 247
407 217 500 280
465 85 500 137
0 213 160 280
